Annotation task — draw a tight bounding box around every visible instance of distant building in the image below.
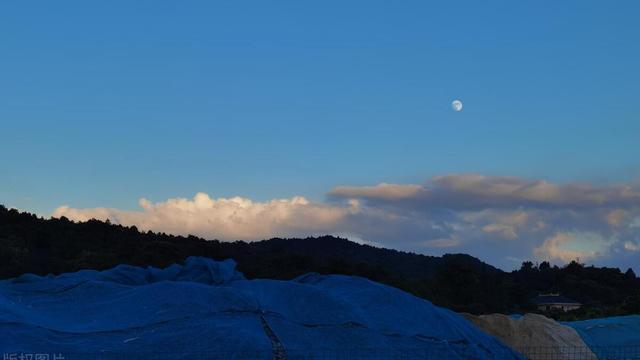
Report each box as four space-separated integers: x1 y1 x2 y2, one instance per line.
532 293 581 312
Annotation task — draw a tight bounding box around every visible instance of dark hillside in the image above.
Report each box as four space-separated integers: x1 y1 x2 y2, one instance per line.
1 205 638 318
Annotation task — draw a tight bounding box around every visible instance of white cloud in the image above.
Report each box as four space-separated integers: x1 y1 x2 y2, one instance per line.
624 241 639 252
534 231 616 263
482 223 519 240
479 210 530 240
54 192 359 241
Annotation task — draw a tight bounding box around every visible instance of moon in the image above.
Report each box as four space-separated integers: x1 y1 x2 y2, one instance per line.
452 99 463 112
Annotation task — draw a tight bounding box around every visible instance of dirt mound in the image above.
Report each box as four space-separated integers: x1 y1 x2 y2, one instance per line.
462 313 596 360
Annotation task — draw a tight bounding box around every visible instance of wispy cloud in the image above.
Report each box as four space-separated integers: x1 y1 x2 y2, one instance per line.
329 174 640 210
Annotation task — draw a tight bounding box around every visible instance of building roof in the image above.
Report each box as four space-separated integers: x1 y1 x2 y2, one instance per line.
532 294 581 305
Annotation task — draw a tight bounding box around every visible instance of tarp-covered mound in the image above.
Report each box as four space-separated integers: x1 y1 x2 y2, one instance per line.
565 315 640 359
0 257 522 359
462 313 596 360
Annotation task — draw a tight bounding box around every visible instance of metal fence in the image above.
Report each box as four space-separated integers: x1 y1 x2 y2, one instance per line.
518 345 640 360
4 347 640 360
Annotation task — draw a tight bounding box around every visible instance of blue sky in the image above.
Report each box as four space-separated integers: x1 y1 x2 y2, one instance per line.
1 1 639 270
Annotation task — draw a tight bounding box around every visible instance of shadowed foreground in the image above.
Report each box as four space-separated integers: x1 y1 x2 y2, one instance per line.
0 257 522 359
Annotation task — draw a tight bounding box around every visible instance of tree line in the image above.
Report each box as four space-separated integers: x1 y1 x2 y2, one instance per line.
1 205 638 319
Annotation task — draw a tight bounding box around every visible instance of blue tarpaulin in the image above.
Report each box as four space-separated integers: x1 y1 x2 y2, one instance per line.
565 315 640 358
0 257 522 359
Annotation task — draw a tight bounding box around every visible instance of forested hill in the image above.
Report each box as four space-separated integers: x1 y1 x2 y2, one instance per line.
1 205 638 319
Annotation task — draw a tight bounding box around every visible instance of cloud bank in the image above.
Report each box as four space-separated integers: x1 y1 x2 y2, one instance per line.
53 174 640 270
54 193 358 241
329 174 640 209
